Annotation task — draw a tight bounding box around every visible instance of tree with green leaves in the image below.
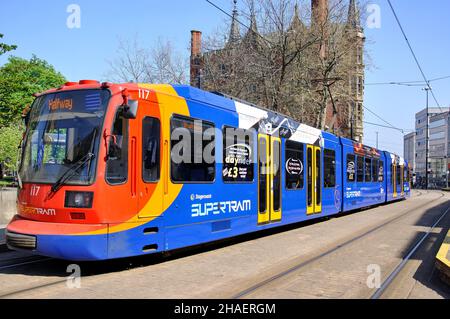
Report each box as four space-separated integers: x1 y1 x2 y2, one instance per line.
0 123 23 177
0 55 66 177
0 55 66 127
0 33 17 56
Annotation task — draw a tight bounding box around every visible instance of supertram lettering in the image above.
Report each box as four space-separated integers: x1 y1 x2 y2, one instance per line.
191 200 251 217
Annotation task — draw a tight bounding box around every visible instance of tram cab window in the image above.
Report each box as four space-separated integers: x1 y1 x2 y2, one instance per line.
364 158 371 182
347 154 355 182
223 126 254 183
106 113 128 184
324 149 336 188
285 140 304 190
142 117 161 182
170 116 215 183
357 157 364 182
371 160 378 182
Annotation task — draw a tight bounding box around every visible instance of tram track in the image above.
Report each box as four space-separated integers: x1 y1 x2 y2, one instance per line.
0 256 52 271
231 190 446 299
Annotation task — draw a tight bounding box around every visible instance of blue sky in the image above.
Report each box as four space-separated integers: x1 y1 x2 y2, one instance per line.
1 0 449 156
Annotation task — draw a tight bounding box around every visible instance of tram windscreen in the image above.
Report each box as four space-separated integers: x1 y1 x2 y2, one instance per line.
19 89 110 185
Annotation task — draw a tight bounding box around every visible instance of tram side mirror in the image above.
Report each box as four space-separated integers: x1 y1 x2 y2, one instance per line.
119 100 138 119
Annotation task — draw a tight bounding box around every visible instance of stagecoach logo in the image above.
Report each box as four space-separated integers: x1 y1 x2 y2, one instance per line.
191 200 251 217
190 194 212 201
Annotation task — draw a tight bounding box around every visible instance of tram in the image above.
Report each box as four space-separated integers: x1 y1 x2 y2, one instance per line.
5 81 411 260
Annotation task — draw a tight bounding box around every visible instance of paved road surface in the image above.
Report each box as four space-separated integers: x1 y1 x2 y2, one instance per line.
0 190 448 299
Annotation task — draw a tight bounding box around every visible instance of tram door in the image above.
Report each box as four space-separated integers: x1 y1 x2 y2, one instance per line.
258 134 282 224
138 102 163 218
392 164 397 198
306 145 322 215
400 165 404 196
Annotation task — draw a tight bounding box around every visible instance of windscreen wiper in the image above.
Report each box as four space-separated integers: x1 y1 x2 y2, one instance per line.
47 128 98 198
47 152 95 198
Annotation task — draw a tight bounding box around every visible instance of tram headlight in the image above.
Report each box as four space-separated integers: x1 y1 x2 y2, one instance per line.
65 191 93 208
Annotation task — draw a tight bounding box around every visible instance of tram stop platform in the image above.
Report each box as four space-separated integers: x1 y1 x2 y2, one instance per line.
436 229 450 286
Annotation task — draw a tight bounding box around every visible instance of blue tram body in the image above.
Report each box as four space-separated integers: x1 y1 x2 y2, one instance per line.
6 83 411 260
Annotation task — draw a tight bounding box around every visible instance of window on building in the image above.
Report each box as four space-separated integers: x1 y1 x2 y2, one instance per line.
351 77 357 95
364 158 371 182
357 76 364 97
357 156 364 182
324 149 336 188
142 117 160 182
222 126 254 183
285 140 304 190
170 116 215 183
356 46 363 64
106 112 128 184
347 154 356 182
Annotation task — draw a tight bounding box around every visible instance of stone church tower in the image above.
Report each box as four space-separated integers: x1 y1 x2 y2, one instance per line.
190 0 365 142
346 0 365 142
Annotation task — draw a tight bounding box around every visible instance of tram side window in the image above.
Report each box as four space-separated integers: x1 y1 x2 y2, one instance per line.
106 113 128 184
357 156 364 182
222 126 254 183
324 149 336 188
285 140 304 190
142 117 161 182
396 165 401 184
371 159 378 182
347 154 356 182
378 161 384 182
170 116 215 183
364 158 371 182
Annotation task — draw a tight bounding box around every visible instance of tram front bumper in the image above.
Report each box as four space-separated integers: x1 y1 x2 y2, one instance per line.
6 215 108 261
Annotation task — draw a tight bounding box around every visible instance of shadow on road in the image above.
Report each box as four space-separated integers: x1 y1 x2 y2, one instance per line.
395 199 450 298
